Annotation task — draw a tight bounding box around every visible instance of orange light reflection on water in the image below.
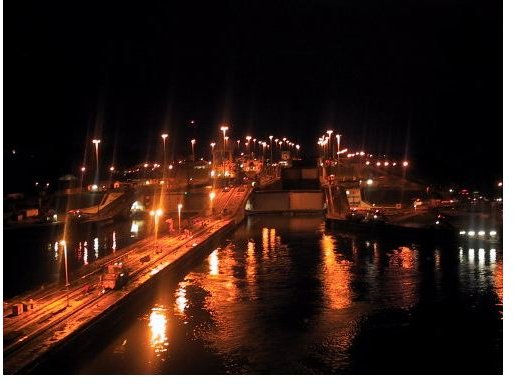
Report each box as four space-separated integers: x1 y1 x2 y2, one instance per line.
320 233 351 310
175 282 188 314
148 306 168 355
209 249 219 276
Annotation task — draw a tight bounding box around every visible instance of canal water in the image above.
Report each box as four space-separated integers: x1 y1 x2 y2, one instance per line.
39 215 502 374
3 219 151 299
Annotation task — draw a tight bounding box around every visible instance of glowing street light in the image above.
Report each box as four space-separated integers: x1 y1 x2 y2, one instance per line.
335 134 341 161
59 240 69 287
191 139 196 162
326 130 333 159
220 126 229 180
209 191 216 215
92 139 101 185
80 166 86 189
60 239 70 306
161 134 168 179
149 209 163 252
269 135 274 163
402 161 409 167
177 203 183 232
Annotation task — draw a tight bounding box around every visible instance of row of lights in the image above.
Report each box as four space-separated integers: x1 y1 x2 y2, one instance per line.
364 160 409 167
459 230 498 238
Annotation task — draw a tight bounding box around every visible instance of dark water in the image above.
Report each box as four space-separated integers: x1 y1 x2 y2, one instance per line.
44 216 503 374
3 219 151 298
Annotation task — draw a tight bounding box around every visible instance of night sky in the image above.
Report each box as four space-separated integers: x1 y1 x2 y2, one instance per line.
4 0 502 192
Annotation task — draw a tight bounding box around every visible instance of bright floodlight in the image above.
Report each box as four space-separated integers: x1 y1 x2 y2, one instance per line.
366 179 373 185
161 133 168 139
403 161 409 167
220 126 228 132
92 139 101 144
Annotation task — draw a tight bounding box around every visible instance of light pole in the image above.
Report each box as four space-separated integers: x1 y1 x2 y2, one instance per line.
236 139 240 153
60 240 69 287
220 126 228 182
335 134 341 162
92 139 101 185
178 203 183 233
326 130 333 159
245 136 251 155
80 166 86 189
191 139 196 162
252 138 257 158
210 142 216 186
150 209 162 252
161 134 168 180
60 240 70 306
209 191 216 216
269 135 273 163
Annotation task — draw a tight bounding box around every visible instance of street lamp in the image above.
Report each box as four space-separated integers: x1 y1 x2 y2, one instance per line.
269 135 273 163
80 166 86 189
220 126 229 180
335 134 341 162
149 209 163 252
177 203 183 232
60 239 70 306
191 139 196 162
326 130 333 159
92 139 101 185
209 191 216 216
60 240 69 287
161 134 168 179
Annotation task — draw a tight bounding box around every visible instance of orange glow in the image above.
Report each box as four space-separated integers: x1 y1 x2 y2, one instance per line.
320 234 351 309
149 306 168 354
388 246 417 270
175 282 188 314
209 249 219 275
